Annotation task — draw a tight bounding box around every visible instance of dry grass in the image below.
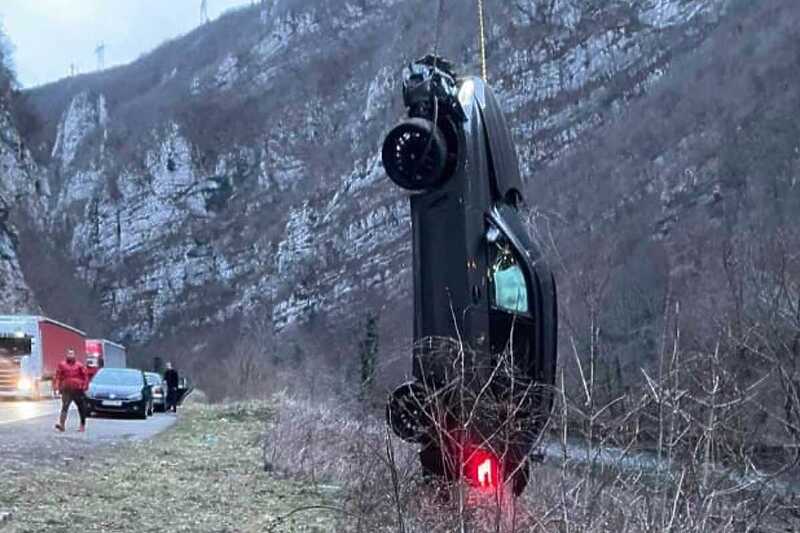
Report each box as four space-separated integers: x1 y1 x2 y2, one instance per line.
0 401 333 533
2 359 796 532
264 372 800 533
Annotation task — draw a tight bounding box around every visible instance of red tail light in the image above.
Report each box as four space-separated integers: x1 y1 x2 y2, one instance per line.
464 449 500 491
478 458 494 488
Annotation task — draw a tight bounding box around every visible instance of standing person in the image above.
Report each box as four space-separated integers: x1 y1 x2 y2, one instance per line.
163 362 179 413
53 349 88 432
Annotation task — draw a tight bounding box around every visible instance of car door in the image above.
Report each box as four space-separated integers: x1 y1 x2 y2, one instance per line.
485 205 557 410
142 372 152 404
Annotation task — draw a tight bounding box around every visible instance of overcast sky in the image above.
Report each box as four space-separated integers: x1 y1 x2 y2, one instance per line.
0 0 251 88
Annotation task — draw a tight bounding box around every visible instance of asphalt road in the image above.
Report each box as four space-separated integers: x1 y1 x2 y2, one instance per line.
0 399 177 472
0 399 62 425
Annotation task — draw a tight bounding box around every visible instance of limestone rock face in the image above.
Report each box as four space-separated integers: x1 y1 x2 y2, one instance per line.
0 101 46 314
21 0 735 346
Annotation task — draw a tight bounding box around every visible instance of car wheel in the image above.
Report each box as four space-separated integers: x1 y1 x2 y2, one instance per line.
137 403 148 420
382 118 449 191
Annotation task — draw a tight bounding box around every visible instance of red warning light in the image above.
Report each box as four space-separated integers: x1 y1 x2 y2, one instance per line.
465 448 499 491
478 458 493 488
86 340 102 355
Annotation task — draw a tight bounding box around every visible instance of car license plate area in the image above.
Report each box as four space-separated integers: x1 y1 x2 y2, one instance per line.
103 400 123 406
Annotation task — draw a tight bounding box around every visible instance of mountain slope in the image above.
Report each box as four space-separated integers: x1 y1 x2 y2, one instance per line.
532 0 800 384
20 0 791 394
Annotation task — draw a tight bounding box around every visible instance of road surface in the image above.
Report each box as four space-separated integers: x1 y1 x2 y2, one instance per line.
0 399 177 472
0 399 62 425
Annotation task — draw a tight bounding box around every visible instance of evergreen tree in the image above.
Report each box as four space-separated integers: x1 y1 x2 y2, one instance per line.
359 313 379 398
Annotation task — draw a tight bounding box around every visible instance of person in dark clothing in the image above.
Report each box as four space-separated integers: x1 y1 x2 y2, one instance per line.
163 362 179 413
54 349 88 432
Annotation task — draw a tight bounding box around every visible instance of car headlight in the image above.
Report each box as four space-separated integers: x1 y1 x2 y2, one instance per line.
16 378 33 392
127 393 143 401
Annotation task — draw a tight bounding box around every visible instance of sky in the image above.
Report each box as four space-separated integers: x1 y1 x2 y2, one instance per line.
0 0 252 88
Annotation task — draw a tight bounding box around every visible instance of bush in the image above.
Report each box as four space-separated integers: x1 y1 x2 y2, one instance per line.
261 326 800 532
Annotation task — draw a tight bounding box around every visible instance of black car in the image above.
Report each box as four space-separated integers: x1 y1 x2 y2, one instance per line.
86 368 154 419
383 56 558 495
145 372 166 412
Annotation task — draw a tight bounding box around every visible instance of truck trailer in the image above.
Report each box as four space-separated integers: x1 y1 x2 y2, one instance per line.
85 339 127 380
0 315 87 399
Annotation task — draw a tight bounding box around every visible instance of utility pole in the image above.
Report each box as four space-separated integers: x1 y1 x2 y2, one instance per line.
200 0 209 24
95 42 106 71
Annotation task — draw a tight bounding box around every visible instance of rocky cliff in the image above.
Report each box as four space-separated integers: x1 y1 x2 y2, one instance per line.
0 93 44 315
21 0 728 331
14 0 799 393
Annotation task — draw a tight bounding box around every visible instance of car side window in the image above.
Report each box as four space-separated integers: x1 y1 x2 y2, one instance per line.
487 224 530 315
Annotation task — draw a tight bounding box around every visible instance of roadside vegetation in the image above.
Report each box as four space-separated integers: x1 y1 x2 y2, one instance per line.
264 352 800 532
2 375 797 532
0 399 333 533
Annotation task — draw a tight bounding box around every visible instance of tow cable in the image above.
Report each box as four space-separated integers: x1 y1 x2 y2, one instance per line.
477 0 488 81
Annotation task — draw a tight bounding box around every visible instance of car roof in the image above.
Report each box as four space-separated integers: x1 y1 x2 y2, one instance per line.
98 368 141 375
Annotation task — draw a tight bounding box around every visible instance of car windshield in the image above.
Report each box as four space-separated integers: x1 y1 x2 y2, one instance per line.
93 370 142 387
145 373 161 385
0 335 32 357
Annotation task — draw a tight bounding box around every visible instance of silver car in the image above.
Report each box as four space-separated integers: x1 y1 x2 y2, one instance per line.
145 372 166 412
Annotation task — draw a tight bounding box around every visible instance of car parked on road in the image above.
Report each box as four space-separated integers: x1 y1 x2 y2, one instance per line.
145 372 166 412
85 368 153 419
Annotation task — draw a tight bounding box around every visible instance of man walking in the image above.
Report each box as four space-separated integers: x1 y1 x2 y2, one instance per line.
54 349 88 432
163 362 179 413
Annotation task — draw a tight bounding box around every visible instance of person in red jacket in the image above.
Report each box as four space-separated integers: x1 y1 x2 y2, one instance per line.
53 349 88 432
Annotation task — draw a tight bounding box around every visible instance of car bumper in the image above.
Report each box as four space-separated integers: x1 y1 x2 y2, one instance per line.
86 398 147 414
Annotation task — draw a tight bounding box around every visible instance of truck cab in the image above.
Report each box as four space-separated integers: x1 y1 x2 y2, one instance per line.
0 331 35 398
0 316 87 400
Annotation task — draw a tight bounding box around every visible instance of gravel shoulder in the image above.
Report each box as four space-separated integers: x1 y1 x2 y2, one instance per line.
0 402 332 532
0 406 176 472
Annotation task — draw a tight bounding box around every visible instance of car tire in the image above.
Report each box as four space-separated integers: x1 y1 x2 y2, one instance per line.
137 403 147 420
382 118 449 191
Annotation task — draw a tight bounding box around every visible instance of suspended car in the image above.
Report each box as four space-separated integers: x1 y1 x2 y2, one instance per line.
383 55 558 496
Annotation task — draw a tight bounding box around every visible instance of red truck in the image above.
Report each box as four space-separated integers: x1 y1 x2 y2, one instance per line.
85 339 127 380
0 315 86 399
